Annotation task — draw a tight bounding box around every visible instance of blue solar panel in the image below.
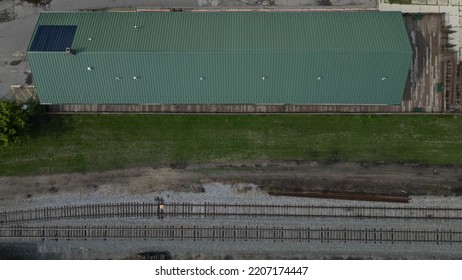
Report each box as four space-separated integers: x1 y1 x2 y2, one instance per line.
29 25 77 52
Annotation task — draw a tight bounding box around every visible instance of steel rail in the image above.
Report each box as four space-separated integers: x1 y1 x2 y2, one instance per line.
0 225 460 244
2 202 462 224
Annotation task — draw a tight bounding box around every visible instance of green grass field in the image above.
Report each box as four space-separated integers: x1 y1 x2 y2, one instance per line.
0 114 460 176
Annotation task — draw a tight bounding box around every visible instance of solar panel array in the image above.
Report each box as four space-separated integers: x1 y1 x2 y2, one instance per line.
29 25 77 52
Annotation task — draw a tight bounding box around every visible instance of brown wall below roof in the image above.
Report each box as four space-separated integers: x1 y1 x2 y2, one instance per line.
43 103 440 114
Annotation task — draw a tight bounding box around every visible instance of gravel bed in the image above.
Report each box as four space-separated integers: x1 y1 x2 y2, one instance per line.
1 183 462 213
6 236 462 260
2 182 462 259
10 216 462 232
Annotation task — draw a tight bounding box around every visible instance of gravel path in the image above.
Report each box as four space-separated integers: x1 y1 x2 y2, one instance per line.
2 182 462 213
13 234 462 260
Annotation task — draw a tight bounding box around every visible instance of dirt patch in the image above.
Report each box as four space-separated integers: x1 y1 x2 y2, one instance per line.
0 9 14 23
0 167 199 200
316 0 332 5
24 72 32 85
9 60 22 66
21 0 51 6
0 161 460 201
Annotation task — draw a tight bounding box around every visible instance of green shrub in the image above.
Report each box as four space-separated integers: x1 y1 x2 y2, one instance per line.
0 99 44 146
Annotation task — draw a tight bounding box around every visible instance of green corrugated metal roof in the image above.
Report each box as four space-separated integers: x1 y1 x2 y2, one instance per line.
28 11 413 105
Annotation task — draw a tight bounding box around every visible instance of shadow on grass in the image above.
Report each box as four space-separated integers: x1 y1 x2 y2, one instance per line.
29 115 75 140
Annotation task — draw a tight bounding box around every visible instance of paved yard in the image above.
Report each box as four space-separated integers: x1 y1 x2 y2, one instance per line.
0 0 376 99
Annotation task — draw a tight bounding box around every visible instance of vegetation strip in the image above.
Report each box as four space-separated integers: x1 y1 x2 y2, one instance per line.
0 114 460 175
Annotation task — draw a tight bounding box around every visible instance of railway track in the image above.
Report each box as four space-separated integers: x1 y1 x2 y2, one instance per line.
0 225 460 244
2 202 462 224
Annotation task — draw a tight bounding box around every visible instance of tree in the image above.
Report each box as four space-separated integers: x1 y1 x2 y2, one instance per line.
0 99 44 147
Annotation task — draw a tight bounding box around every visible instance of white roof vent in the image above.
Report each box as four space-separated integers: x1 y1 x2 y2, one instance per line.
86 66 93 71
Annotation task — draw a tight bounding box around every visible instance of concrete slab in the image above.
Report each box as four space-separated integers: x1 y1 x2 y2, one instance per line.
426 0 438 5
438 0 449 5
440 5 459 16
0 15 38 98
412 0 428 5
380 3 437 12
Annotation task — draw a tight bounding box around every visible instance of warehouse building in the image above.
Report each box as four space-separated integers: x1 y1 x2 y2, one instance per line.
27 11 413 111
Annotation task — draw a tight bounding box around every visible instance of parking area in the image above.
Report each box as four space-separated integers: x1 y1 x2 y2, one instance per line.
0 0 376 100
